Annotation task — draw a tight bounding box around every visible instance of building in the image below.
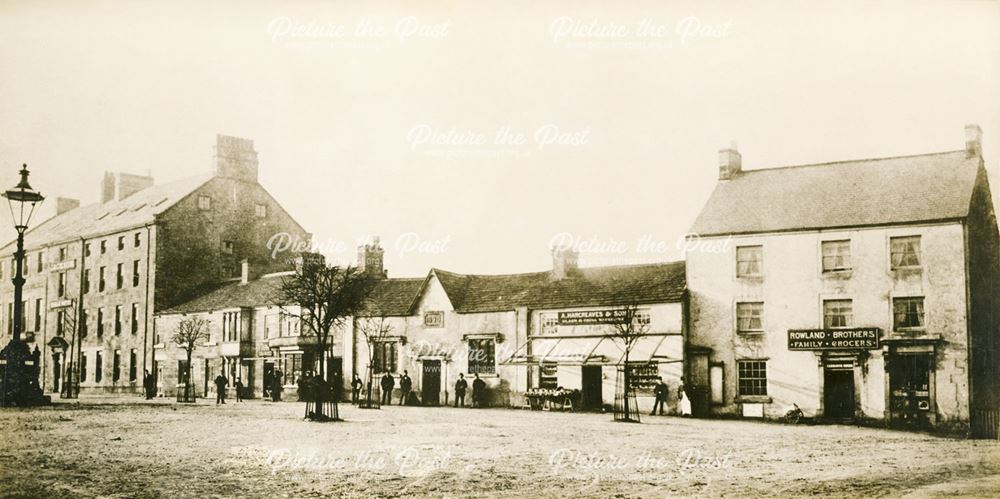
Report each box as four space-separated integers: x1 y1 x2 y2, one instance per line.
684 125 1000 433
347 241 687 412
0 134 310 394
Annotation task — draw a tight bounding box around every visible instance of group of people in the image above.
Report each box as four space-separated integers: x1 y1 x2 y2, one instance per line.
376 371 414 405
651 376 692 416
453 373 487 408
212 371 245 404
346 371 490 408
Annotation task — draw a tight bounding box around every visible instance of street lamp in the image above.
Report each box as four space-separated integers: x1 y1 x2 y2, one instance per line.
0 164 48 407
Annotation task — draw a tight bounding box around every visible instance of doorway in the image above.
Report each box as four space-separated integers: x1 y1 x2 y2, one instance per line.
52 353 62 393
263 362 274 398
824 368 855 419
580 365 603 410
422 360 441 406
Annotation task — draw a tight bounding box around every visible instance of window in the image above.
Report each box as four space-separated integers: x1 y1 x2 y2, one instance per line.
222 311 239 342
117 236 125 251
81 310 88 338
36 253 43 273
736 302 764 333
468 338 496 375
95 351 103 383
133 260 140 287
22 256 28 276
823 299 853 328
114 305 122 335
113 350 121 382
85 243 92 257
539 362 558 389
134 232 141 247
81 353 88 382
893 297 925 330
737 360 767 396
98 267 106 292
255 204 267 218
372 341 398 374
222 241 234 254
890 236 921 269
540 313 558 335
129 350 137 382
131 303 139 334
58 272 66 297
97 308 104 337
116 263 123 289
56 310 65 336
83 269 90 293
423 311 444 327
7 303 13 336
198 195 212 210
34 298 41 331
59 247 67 261
736 245 763 278
821 240 851 272
100 240 107 254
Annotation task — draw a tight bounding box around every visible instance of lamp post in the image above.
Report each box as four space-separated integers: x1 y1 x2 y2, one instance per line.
0 164 48 407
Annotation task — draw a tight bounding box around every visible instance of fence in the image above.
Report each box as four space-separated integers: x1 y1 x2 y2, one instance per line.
971 408 1000 439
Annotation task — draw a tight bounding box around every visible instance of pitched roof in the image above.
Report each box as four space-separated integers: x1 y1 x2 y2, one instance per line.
0 174 211 254
160 272 288 314
689 150 981 236
363 278 426 316
432 261 686 313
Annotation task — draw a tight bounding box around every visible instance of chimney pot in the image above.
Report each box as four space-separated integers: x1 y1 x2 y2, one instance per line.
718 143 742 180
240 259 249 285
965 124 983 159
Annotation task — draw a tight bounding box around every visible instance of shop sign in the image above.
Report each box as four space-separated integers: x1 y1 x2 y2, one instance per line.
49 299 75 309
49 260 76 272
557 309 629 325
787 327 881 351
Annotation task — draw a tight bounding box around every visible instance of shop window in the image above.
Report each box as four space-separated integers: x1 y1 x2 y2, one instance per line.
539 362 558 389
893 297 925 330
890 236 921 269
468 338 496 375
628 362 659 392
540 313 558 335
372 341 398 374
736 245 763 278
823 299 853 328
889 354 933 421
737 360 767 396
821 240 851 272
736 302 763 333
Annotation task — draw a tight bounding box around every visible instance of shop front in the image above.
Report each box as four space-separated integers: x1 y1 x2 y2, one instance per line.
882 337 941 428
788 327 882 421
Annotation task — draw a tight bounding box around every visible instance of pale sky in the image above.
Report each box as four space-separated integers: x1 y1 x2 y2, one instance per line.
1 0 998 278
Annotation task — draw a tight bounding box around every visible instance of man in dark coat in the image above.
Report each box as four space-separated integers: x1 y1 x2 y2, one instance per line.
142 369 155 400
399 371 413 406
380 373 395 405
651 377 668 416
471 373 486 408
234 377 244 403
454 374 468 408
214 371 229 405
351 374 363 404
272 370 283 402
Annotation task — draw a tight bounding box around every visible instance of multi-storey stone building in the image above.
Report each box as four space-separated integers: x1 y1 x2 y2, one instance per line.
0 135 309 394
684 125 999 434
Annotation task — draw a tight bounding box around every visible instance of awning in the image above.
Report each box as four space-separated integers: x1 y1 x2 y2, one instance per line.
502 333 683 366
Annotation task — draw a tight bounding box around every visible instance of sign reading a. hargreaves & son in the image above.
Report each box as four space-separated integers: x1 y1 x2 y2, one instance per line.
787 328 881 351
558 309 629 325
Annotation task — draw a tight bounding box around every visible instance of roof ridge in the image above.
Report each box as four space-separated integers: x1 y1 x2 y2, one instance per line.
737 149 965 175
432 260 684 279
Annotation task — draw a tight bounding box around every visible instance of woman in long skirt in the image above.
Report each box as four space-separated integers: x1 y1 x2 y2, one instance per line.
678 377 692 416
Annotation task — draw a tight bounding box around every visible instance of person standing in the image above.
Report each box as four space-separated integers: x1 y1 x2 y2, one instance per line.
651 377 668 416
454 374 468 408
234 377 244 403
380 372 395 405
678 376 692 417
214 371 229 405
142 369 155 400
272 370 283 402
351 374 363 404
471 373 486 408
399 371 412 406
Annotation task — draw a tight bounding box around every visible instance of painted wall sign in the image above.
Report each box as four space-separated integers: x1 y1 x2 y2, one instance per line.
557 309 629 325
48 260 76 272
787 328 881 351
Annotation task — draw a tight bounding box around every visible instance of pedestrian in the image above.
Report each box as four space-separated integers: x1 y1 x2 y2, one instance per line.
678 376 692 417
471 373 486 408
380 372 395 405
214 370 229 405
272 370 283 402
454 373 468 408
235 377 244 403
351 374 363 404
651 377 668 416
399 371 412 406
142 369 155 400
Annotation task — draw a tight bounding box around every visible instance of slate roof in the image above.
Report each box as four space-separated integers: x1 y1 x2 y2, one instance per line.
689 150 981 236
432 261 686 313
0 174 212 254
161 272 289 314
362 278 426 316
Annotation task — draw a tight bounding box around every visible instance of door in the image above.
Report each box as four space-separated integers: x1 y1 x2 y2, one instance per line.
580 365 603 410
824 369 855 419
263 362 274 398
422 360 441 406
52 353 61 394
328 357 343 400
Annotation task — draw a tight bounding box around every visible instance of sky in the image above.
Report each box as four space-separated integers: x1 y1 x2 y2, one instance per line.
0 0 998 278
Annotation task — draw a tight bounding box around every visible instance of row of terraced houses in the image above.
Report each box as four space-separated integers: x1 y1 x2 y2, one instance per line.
2 127 997 435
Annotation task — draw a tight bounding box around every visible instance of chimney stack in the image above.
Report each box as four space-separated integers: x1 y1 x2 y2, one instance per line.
358 237 385 279
240 259 249 285
117 173 154 200
965 124 983 159
719 141 742 180
55 197 80 215
551 246 579 280
100 172 116 203
214 134 259 183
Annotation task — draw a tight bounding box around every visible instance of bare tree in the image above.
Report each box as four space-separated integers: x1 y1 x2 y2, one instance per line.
609 303 651 422
276 255 374 419
355 314 394 408
171 315 210 403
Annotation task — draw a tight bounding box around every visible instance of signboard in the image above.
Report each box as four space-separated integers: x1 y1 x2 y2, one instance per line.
49 260 76 272
49 299 75 310
787 328 881 351
557 309 629 326
423 311 444 327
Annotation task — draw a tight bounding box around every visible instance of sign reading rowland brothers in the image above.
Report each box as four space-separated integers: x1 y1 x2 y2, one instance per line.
787 327 881 351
